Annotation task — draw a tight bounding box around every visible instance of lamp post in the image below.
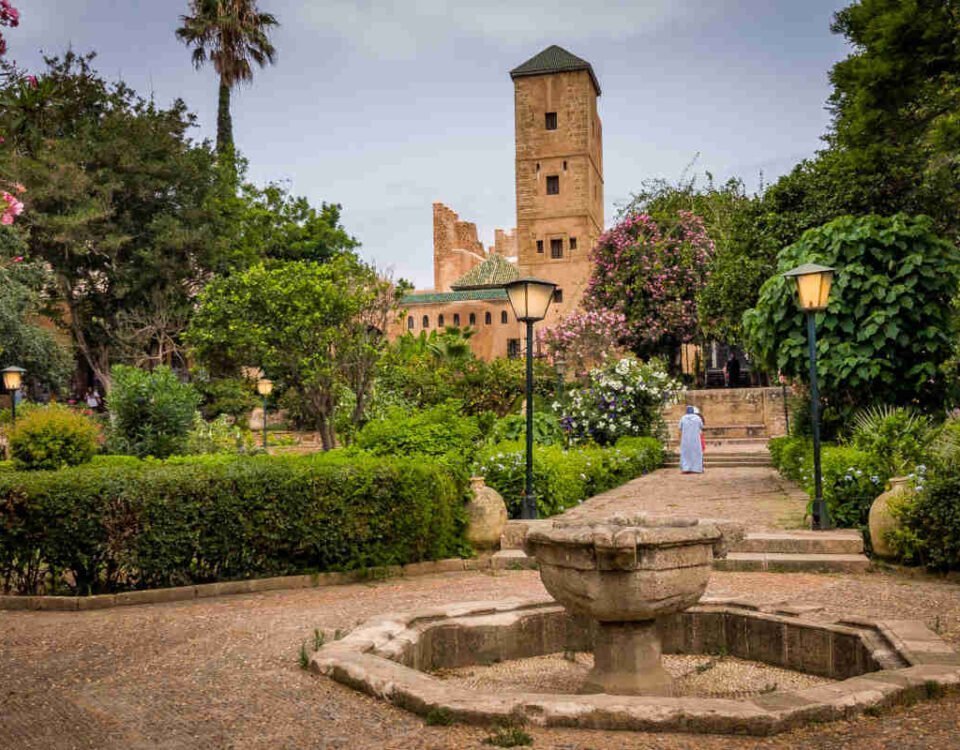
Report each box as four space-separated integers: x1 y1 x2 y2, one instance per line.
783 263 835 531
256 377 273 451
2 366 25 426
504 278 557 520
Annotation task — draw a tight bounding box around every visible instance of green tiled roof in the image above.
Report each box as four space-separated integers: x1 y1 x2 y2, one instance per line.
510 45 601 95
402 288 509 305
451 253 519 290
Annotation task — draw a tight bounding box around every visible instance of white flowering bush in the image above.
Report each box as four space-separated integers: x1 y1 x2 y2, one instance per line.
558 357 679 446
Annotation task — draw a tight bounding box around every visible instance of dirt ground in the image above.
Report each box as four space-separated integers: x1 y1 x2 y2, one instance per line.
3 567 960 750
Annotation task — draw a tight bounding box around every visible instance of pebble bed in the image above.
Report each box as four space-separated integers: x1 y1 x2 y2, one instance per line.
435 651 832 698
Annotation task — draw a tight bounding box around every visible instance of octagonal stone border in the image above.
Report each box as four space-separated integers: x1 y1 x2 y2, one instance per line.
310 597 960 736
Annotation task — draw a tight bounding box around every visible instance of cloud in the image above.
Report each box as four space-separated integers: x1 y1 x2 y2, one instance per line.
296 0 720 58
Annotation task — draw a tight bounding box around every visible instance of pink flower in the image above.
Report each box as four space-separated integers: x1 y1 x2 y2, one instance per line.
26 75 36 88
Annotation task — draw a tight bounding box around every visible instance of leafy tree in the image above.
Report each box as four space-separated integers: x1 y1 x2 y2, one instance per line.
0 53 231 389
187 255 399 450
0 228 72 393
621 173 777 343
586 211 714 361
176 0 278 158
743 214 960 410
760 0 960 251
536 309 628 375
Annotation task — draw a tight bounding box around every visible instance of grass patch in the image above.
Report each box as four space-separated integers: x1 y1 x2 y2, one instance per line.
425 708 454 726
483 725 533 747
298 642 310 670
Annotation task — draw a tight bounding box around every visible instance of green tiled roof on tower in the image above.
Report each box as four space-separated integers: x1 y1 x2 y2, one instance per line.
510 45 601 95
450 253 519 290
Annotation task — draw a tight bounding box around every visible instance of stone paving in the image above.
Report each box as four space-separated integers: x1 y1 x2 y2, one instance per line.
562 466 809 531
2 568 960 749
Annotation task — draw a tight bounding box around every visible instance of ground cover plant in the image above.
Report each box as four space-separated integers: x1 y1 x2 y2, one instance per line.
0 451 465 595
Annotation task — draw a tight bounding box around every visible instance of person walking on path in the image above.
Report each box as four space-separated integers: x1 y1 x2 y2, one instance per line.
678 405 704 474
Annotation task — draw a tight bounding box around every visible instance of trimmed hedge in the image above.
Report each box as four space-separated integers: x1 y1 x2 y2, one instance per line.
768 436 888 528
0 452 466 595
474 436 663 518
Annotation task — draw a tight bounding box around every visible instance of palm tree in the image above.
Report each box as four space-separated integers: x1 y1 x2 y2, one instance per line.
176 0 278 157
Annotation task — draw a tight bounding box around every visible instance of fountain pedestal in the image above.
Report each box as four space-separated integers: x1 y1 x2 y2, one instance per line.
525 514 724 696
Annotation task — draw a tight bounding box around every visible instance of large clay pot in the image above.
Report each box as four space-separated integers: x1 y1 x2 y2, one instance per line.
868 476 912 559
465 477 508 550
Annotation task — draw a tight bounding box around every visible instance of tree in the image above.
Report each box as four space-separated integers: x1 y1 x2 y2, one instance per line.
621 173 777 343
536 309 628 375
586 211 714 362
743 214 960 410
187 255 400 450
0 228 72 394
176 0 278 158
760 0 960 251
0 53 231 389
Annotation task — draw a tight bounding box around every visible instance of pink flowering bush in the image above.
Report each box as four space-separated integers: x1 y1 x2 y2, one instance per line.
586 211 714 357
1 188 23 225
0 1 19 58
536 309 629 375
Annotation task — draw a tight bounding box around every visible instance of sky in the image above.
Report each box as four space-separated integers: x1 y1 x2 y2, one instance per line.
9 1 851 288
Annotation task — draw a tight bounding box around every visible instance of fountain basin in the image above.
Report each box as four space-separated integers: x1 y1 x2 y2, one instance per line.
523 516 723 694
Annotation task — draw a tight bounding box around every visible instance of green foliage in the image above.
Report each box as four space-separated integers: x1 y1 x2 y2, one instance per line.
424 708 453 726
849 405 932 477
184 414 256 455
891 469 960 571
473 437 662 518
0 451 466 595
8 405 100 471
743 215 960 409
490 412 564 447
107 365 200 458
483 726 533 747
0 229 73 394
355 402 481 459
768 436 888 528
929 415 960 468
193 372 259 421
188 255 397 449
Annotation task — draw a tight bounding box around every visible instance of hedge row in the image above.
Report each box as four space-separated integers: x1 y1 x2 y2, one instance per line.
473 436 663 518
0 452 466 595
768 436 889 528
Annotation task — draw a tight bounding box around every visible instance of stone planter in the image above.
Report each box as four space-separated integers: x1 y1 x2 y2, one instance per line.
465 477 508 551
868 476 912 559
524 515 722 695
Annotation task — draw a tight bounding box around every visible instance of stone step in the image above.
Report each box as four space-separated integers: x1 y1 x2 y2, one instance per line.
668 425 770 440
664 459 773 469
491 549 537 570
732 531 863 555
713 552 871 573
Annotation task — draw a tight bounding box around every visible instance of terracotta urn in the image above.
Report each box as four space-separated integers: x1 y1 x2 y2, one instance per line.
524 514 723 695
465 477 508 550
868 476 912 560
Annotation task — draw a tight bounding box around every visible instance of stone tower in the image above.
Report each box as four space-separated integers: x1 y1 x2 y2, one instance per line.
510 45 603 318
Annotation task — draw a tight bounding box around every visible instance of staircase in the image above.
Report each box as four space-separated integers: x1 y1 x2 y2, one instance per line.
493 523 871 574
717 529 870 573
665 449 772 469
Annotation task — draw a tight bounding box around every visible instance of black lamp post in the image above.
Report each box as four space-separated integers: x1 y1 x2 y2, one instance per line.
256 376 273 451
783 263 835 531
2 366 25 426
504 278 557 520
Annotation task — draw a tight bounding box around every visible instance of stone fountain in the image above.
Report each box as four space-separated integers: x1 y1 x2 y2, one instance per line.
524 514 723 695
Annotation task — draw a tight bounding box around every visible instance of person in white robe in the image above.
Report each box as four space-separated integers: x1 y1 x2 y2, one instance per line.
678 406 704 474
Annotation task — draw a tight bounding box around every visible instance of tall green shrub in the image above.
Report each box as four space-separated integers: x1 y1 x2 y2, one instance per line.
744 215 960 410
107 365 200 458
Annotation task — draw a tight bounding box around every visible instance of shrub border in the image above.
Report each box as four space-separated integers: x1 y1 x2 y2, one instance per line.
0 556 500 611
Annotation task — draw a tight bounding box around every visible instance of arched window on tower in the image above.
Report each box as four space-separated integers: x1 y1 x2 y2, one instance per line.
469 312 476 326
453 313 460 326
407 316 414 330
422 315 430 328
438 313 445 327
485 311 492 325
501 310 508 324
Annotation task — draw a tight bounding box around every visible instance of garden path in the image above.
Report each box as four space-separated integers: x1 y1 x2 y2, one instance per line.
2 568 960 749
561 466 809 531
